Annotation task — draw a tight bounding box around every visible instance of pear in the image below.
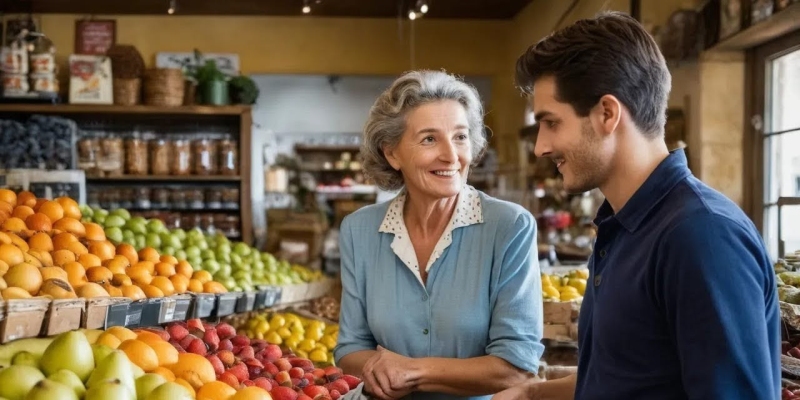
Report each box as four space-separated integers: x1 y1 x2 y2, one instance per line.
48 370 86 399
11 351 40 369
85 379 135 400
87 350 135 394
91 343 114 365
136 374 168 400
23 379 78 400
144 382 193 400
0 365 45 400
131 363 145 379
40 331 95 382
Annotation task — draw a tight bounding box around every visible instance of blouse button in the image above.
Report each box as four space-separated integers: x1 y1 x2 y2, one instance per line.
422 329 429 335
422 294 428 301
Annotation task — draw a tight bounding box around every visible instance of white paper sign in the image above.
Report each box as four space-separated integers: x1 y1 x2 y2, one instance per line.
155 52 240 75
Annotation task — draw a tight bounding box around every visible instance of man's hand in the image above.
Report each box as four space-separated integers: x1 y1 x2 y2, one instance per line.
362 346 422 400
491 381 537 400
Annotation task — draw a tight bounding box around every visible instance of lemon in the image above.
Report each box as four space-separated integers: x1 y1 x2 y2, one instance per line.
265 331 282 345
314 343 329 353
269 315 286 331
256 320 270 334
559 286 579 294
255 331 265 340
543 286 560 299
560 292 582 301
306 328 324 342
325 325 339 335
568 278 587 295
320 335 337 350
284 337 300 351
541 274 553 287
290 325 305 336
309 349 328 363
298 339 317 353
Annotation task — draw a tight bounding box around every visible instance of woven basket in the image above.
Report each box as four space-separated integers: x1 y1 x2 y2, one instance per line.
113 78 141 106
143 68 185 107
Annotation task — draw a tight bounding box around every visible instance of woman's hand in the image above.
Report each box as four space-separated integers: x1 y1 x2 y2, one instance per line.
362 346 422 400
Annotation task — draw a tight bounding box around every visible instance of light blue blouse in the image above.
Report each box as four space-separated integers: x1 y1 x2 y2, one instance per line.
334 188 545 400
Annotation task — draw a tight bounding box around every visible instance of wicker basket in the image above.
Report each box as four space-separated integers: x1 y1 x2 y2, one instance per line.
143 68 185 107
113 78 141 106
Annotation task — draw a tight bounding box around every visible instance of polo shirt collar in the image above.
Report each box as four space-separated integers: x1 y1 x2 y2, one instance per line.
593 149 692 232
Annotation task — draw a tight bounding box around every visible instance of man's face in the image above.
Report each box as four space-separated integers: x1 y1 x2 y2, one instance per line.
531 76 613 194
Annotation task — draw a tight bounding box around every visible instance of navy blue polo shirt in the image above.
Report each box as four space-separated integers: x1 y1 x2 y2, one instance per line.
574 149 780 400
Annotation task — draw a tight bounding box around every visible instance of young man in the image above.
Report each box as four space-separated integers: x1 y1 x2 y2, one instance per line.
493 11 780 400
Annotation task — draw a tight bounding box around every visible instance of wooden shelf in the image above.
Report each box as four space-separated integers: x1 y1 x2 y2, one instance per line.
708 2 800 52
0 103 251 116
87 175 241 182
294 144 361 153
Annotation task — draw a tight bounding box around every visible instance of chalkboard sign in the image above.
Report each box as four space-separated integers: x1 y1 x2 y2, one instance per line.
74 19 116 55
29 182 80 200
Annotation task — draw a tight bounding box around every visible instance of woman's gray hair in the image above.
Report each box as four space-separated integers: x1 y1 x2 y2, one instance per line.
361 70 487 191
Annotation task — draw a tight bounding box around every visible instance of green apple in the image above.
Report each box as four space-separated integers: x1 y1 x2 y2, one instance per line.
218 264 232 277
215 243 231 255
145 233 162 249
106 227 124 243
135 235 146 250
216 252 231 265
126 221 146 235
175 250 187 261
161 246 175 256
230 253 243 268
185 246 201 259
233 242 251 257
195 240 209 251
80 205 94 218
146 219 166 233
170 228 187 241
161 233 182 250
202 260 221 275
252 259 265 271
105 215 126 228
188 257 203 270
200 249 215 261
110 208 131 220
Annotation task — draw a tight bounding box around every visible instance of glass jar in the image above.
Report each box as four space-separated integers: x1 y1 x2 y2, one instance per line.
182 214 201 230
187 189 205 209
87 188 101 209
133 187 152 209
217 215 241 238
151 188 170 209
218 138 239 176
150 138 171 175
171 138 192 175
200 213 216 235
98 136 124 176
77 137 100 176
104 188 122 209
125 136 149 175
220 187 240 209
205 189 223 209
171 189 188 209
192 138 218 175
119 188 134 209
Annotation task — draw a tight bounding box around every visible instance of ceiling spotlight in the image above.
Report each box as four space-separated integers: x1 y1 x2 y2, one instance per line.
302 5 311 13
408 10 417 20
420 3 429 13
167 0 177 14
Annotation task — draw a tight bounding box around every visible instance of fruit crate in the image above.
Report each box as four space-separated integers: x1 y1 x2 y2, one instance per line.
543 301 580 325
42 299 84 336
85 297 130 329
0 298 50 343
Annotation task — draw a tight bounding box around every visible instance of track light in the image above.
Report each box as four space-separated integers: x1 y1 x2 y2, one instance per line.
167 0 177 14
408 1 429 20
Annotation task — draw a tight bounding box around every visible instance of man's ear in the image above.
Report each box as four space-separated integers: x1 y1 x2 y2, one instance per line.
593 94 622 137
383 145 400 171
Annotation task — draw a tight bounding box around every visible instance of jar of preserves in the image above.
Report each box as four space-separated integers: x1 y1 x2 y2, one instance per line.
77 137 100 176
171 189 188 209
186 189 205 209
97 136 124 176
220 187 239 209
87 188 101 209
151 188 170 209
200 213 216 235
205 189 223 209
125 136 149 175
171 138 192 175
104 188 122 209
192 138 218 175
150 138 171 175
134 187 152 209
218 138 239 176
218 215 241 238
119 188 134 209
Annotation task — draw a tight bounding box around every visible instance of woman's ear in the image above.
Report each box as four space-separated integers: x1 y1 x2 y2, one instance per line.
383 145 401 171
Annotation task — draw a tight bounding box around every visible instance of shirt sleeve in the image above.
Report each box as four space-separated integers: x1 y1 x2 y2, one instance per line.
485 211 545 373
657 214 780 400
333 217 378 364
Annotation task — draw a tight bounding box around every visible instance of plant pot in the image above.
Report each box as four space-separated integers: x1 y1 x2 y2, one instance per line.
202 79 230 106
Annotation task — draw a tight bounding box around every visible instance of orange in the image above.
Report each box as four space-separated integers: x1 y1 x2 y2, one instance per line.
175 260 193 278
52 232 78 250
147 339 180 367
159 255 178 265
197 381 237 400
154 262 176 277
105 256 130 275
152 366 176 382
150 276 175 296
106 326 138 342
52 249 76 266
27 232 53 252
136 331 166 344
138 247 160 263
53 217 86 237
1 217 26 233
88 240 115 261
83 222 106 241
127 265 153 285
0 243 24 266
55 197 81 220
4 263 43 295
119 339 159 372
0 189 17 206
111 273 132 286
202 281 227 294
16 191 36 208
85 266 112 283
95 332 122 349
103 283 123 297
24 213 52 232
32 198 47 211
40 266 68 281
63 261 86 288
133 260 155 274
139 284 164 298
26 250 52 268
66 241 88 256
191 270 212 284
0 232 11 245
170 275 189 294
37 201 64 222
11 206 34 220
230 387 273 400
0 201 12 215
187 279 203 293
76 282 110 298
0 260 9 275
78 253 102 268
169 353 216 390
121 285 146 300
116 244 139 265
6 233 28 252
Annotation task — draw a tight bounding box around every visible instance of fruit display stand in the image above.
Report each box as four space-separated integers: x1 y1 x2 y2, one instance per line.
542 301 580 343
772 250 800 399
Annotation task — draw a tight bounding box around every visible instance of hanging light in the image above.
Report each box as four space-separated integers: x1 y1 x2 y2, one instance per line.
408 1 428 20
408 10 417 20
302 0 311 14
167 0 177 14
419 1 429 14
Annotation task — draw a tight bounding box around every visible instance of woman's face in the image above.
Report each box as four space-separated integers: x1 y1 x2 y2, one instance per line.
384 100 473 202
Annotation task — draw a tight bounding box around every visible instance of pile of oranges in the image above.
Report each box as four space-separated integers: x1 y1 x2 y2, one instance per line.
0 189 226 301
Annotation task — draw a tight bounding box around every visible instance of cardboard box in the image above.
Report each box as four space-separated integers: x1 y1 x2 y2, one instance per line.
43 299 84 336
0 298 50 343
85 297 129 329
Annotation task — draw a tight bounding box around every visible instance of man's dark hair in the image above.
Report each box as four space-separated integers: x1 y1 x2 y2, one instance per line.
515 11 671 136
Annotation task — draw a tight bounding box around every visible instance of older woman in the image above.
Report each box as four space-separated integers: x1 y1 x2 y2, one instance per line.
334 70 544 400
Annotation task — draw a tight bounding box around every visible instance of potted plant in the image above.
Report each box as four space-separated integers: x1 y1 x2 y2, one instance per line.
228 75 259 105
194 59 229 105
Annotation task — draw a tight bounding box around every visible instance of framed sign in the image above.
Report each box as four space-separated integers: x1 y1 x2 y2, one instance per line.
74 19 116 55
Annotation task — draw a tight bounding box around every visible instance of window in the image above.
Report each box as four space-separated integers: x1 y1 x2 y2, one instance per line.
748 31 800 260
